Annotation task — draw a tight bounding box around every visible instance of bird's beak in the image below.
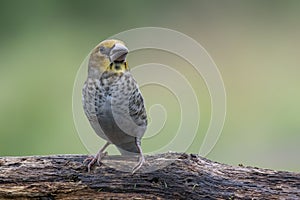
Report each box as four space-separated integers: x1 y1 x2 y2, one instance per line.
109 43 129 63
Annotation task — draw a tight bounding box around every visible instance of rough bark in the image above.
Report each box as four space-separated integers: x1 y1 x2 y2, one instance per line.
0 153 299 199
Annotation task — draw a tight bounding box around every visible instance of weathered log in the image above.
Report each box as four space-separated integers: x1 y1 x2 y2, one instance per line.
0 153 299 199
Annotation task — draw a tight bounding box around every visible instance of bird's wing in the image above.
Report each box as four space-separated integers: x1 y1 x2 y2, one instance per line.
128 87 148 129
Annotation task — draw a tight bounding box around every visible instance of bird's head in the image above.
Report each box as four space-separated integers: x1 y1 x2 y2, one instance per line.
88 39 129 77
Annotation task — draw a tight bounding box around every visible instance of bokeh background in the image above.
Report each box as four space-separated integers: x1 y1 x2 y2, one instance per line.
0 0 299 172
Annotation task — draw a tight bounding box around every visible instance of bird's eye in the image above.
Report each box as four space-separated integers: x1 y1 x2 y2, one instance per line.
99 46 105 53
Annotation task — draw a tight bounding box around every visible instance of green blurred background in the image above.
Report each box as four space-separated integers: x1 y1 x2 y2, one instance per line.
0 0 299 172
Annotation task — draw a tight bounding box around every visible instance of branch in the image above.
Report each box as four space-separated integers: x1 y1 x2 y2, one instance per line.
0 153 299 199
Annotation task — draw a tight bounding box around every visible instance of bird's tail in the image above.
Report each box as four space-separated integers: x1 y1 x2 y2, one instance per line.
116 139 140 156
117 147 139 156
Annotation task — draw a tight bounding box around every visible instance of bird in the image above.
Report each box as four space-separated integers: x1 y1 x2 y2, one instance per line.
82 39 147 173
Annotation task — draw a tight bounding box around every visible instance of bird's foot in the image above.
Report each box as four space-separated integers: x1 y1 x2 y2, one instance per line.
132 154 145 174
83 151 108 172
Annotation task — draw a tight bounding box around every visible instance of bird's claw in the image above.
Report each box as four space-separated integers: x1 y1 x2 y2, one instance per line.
132 155 145 174
96 151 107 165
83 151 108 172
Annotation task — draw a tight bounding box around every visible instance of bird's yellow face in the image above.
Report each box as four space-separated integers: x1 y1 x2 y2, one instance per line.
88 39 129 75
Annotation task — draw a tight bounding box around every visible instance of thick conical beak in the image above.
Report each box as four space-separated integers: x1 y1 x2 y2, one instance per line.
109 43 129 62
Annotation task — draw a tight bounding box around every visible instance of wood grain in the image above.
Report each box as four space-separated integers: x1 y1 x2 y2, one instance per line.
0 153 299 199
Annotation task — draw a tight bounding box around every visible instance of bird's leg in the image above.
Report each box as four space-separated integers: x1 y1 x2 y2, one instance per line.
84 142 110 172
132 141 145 174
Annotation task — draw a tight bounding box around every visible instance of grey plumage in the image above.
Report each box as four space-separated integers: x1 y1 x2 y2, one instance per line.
82 39 147 173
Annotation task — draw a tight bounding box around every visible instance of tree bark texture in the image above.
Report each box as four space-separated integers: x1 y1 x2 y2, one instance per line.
0 153 299 199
